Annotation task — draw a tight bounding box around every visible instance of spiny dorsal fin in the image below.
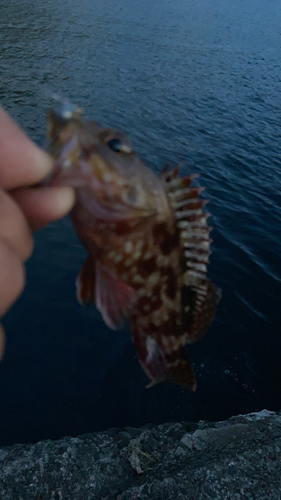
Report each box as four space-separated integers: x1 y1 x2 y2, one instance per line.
161 166 221 341
161 167 211 284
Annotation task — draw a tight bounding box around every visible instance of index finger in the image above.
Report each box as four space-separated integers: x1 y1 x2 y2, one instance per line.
0 105 54 189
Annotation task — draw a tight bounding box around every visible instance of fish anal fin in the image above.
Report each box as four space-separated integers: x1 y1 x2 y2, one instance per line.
132 328 168 386
76 255 96 305
132 327 197 391
95 262 137 330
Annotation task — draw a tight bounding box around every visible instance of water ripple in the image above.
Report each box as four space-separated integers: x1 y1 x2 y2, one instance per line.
0 0 281 444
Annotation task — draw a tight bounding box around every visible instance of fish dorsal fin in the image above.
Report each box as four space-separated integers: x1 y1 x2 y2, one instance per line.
162 167 221 341
76 256 137 330
161 167 211 283
187 280 221 343
95 261 137 330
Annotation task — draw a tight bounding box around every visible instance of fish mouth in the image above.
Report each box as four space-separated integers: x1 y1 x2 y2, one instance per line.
49 97 83 125
48 155 157 222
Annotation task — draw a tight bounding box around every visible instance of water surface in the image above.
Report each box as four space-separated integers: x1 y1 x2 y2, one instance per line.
0 0 281 445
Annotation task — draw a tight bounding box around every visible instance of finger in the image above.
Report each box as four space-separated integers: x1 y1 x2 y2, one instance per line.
0 324 5 361
12 186 75 231
0 105 54 189
0 239 25 317
0 189 33 261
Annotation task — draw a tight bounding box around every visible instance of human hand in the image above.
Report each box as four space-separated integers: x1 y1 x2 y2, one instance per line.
0 105 75 360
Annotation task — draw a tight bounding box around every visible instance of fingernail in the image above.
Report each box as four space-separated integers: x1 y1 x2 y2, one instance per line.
52 187 75 217
34 149 55 178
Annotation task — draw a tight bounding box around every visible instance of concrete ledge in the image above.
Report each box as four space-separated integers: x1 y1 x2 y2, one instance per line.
0 410 281 499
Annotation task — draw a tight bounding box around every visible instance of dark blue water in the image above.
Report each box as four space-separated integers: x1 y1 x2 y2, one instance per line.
0 0 281 446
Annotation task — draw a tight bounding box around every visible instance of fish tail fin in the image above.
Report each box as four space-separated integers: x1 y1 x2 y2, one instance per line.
166 353 197 391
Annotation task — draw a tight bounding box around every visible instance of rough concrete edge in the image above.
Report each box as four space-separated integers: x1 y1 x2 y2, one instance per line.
0 409 281 499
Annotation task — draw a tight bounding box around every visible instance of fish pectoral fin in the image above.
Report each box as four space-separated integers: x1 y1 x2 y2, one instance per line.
76 255 96 305
76 257 136 330
95 261 137 330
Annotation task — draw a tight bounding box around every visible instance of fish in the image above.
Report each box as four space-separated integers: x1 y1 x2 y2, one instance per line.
46 99 221 390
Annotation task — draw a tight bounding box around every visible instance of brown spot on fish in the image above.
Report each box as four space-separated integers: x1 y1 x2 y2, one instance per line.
160 230 180 255
138 296 154 316
153 222 180 255
181 285 196 330
138 256 157 279
156 311 181 338
151 285 163 310
164 266 177 300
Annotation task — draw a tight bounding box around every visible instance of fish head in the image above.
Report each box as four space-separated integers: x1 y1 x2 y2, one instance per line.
47 101 170 223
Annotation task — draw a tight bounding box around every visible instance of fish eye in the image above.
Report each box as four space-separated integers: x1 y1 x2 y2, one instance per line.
107 138 132 154
107 138 122 152
121 186 138 206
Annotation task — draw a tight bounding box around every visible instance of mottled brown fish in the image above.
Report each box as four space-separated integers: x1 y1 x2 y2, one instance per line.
46 99 221 390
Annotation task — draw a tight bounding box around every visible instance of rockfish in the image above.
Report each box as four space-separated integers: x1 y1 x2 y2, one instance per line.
46 100 221 390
